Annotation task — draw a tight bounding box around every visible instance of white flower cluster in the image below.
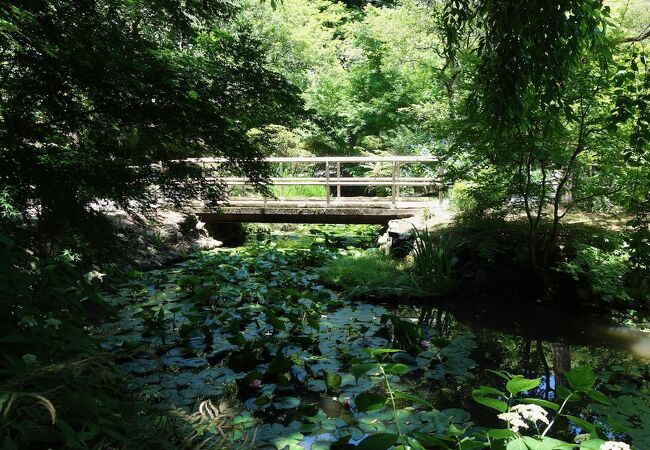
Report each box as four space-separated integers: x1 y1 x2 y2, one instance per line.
497 404 549 433
600 442 631 450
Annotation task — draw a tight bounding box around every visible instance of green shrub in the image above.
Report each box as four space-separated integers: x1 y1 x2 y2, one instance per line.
557 244 632 302
448 181 478 217
0 236 183 448
448 168 511 222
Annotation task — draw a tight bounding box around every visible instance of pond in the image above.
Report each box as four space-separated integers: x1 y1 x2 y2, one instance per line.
98 225 650 449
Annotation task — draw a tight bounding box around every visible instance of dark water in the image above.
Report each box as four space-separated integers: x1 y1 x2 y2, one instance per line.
396 297 650 361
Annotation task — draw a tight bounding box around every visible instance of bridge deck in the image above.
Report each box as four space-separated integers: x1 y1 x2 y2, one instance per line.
194 197 439 224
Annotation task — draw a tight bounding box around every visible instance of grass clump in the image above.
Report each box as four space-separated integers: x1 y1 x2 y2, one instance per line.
321 249 419 299
412 228 455 295
321 229 458 299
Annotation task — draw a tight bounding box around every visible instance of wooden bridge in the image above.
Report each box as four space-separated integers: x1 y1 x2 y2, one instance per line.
188 156 445 224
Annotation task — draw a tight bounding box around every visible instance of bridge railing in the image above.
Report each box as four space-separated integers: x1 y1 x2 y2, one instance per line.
185 156 443 207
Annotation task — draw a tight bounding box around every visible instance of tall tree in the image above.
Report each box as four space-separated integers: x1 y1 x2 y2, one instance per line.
0 0 300 249
441 0 649 288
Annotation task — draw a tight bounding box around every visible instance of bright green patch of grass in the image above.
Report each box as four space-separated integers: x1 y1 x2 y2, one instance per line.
320 249 422 298
270 185 327 198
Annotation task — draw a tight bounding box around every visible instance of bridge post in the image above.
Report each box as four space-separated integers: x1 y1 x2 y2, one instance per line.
336 162 341 199
326 161 331 205
391 161 397 206
279 162 284 199
396 161 400 203
438 163 445 205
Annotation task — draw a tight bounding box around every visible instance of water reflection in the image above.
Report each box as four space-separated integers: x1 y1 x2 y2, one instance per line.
395 301 650 399
407 300 650 361
385 301 650 443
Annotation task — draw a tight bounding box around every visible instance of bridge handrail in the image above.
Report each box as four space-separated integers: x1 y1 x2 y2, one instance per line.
183 155 444 206
184 155 439 164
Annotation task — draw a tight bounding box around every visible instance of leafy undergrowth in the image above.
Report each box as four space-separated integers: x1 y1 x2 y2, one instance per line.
320 248 421 299
0 237 184 449
441 217 649 311
96 229 647 449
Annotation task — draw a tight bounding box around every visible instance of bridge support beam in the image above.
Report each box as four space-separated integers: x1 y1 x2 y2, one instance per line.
196 207 417 225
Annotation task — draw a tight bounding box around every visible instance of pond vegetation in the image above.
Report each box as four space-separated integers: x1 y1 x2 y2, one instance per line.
89 226 649 449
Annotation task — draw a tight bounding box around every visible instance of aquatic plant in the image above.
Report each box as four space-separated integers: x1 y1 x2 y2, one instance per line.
411 227 456 296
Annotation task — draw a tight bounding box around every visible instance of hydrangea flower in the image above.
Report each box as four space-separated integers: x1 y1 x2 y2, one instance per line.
600 442 631 450
511 404 549 425
497 411 528 433
420 339 430 349
497 404 549 433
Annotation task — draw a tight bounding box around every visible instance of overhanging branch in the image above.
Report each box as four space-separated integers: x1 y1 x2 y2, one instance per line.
617 26 650 44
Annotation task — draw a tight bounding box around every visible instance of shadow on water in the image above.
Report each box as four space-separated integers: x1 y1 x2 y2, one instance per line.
392 295 650 361
377 297 650 443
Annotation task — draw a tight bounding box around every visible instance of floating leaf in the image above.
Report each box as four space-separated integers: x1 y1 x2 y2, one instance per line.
356 433 399 450
325 372 342 391
355 393 388 412
273 396 300 410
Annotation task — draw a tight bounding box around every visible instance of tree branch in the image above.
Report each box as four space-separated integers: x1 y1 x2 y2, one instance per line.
616 26 650 44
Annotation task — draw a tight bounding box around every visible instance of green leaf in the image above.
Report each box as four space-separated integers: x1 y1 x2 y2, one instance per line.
522 436 573 450
356 433 399 450
270 316 286 330
383 363 409 375
412 432 452 449
578 439 606 450
325 372 342 391
393 390 435 410
506 377 541 394
473 395 508 412
487 369 512 381
565 366 596 392
355 393 388 412
519 398 560 412
563 415 598 435
487 428 516 439
557 385 581 402
506 438 528 450
473 385 505 396
351 363 379 381
585 389 611 405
